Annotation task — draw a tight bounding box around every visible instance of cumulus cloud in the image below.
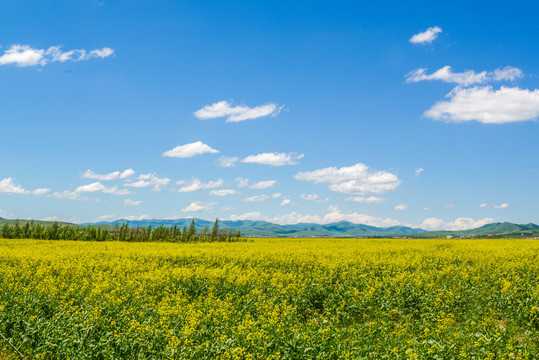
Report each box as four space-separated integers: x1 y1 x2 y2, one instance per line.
163 141 219 158
394 204 408 211
82 169 135 181
227 210 406 227
123 199 141 207
217 156 239 167
242 193 281 202
409 26 442 44
479 203 488 208
415 168 425 176
420 217 494 231
124 173 170 191
0 44 114 67
94 214 116 222
242 152 303 166
0 177 50 196
294 163 401 195
123 214 150 221
177 178 224 192
75 182 129 195
280 199 292 206
235 178 277 189
194 100 283 122
51 181 129 200
300 193 319 201
41 215 81 223
181 201 217 213
228 212 262 221
494 203 509 209
406 66 523 86
424 86 539 124
209 189 239 196
492 67 524 81
345 196 385 204
269 211 405 227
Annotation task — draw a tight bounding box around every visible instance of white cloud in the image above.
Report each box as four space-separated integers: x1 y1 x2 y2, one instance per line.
124 173 170 191
242 193 281 202
406 66 523 86
220 206 237 211
95 214 117 222
420 217 494 231
242 152 303 166
0 177 50 196
406 66 488 86
268 210 405 227
280 199 292 206
228 212 262 221
41 215 81 223
492 66 525 81
479 203 488 208
163 141 219 158
409 26 442 44
181 201 217 213
300 193 319 201
50 190 85 201
294 163 401 195
123 214 150 221
394 204 408 211
345 196 385 204
250 180 277 189
235 178 277 189
236 177 250 188
494 203 509 209
47 46 114 62
0 44 114 67
32 188 51 196
415 168 424 176
217 156 239 167
177 178 224 192
209 189 239 196
1 178 31 194
123 199 141 207
0 209 12 218
52 181 129 200
242 194 271 202
194 100 283 122
75 182 129 195
82 169 135 181
0 45 45 66
227 209 405 227
425 86 539 124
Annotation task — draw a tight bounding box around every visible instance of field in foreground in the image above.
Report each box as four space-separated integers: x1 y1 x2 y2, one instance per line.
1 239 539 359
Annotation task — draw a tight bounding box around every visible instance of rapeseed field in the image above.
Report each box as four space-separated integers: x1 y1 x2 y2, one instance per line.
1 238 538 359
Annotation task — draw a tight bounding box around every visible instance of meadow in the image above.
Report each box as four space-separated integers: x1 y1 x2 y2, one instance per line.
1 238 538 359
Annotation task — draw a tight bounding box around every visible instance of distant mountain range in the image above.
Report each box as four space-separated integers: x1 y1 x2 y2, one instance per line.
2 217 538 238
84 218 539 238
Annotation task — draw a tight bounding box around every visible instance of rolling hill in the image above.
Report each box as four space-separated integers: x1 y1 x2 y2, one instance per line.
2 217 538 238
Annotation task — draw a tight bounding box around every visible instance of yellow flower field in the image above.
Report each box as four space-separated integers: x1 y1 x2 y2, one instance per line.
1 238 539 359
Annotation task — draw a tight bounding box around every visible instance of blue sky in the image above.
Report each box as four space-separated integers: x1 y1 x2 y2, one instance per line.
1 0 538 230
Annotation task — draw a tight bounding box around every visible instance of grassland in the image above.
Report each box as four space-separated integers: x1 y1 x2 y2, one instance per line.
1 238 538 359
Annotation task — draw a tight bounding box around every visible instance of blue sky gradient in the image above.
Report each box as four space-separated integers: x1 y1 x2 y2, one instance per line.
1 0 538 230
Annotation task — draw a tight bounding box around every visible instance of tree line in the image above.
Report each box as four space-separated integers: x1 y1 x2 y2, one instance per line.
0 219 243 243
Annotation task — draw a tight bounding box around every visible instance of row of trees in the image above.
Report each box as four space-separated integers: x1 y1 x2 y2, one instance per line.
0 219 243 243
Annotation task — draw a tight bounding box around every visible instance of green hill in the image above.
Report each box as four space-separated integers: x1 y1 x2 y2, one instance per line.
0 217 76 227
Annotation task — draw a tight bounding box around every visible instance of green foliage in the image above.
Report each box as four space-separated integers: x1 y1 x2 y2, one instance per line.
0 219 242 243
